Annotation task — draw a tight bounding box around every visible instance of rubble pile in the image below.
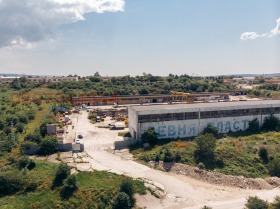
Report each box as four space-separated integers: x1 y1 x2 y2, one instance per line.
149 161 280 190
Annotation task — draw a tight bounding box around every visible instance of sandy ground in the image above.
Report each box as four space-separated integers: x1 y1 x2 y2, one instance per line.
70 110 280 209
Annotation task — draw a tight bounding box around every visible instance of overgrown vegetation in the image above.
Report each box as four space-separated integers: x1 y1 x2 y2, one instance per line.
0 158 146 208
131 128 280 178
245 196 280 209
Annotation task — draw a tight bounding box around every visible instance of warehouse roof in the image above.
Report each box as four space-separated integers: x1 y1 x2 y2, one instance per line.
129 100 280 113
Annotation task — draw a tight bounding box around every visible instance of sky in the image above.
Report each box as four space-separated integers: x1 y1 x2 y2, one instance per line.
0 0 279 77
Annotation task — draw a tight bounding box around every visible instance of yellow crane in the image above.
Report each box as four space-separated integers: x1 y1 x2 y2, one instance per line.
170 91 193 103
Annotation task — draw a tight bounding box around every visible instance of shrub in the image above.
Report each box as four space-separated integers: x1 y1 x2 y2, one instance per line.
18 156 30 170
271 196 280 209
163 148 174 162
60 175 77 199
248 118 260 132
0 173 24 197
245 196 269 209
52 163 71 188
120 179 134 199
0 120 4 130
174 151 181 163
203 125 218 137
24 131 42 144
194 134 217 167
197 162 205 170
258 147 269 164
18 115 29 124
268 159 280 177
27 160 36 170
37 136 58 156
141 128 158 145
16 123 24 133
112 192 132 209
261 115 280 131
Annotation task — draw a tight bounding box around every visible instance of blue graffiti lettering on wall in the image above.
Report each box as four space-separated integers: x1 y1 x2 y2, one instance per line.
157 124 196 137
153 119 249 138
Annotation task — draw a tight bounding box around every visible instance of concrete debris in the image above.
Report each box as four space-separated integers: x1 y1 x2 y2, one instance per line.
149 161 280 190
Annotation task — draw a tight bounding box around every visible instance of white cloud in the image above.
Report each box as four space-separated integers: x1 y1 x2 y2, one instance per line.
269 17 280 36
240 32 260 40
240 17 280 40
0 0 125 48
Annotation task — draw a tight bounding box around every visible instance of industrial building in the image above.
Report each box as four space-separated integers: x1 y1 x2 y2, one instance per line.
128 100 280 140
70 93 229 106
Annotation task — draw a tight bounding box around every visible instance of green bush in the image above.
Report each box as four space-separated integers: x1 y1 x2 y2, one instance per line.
0 120 4 130
18 156 30 170
269 159 280 177
258 147 269 164
0 173 24 197
203 125 218 137
112 192 132 209
261 115 280 131
197 162 205 170
18 115 29 124
271 196 280 209
194 134 217 168
16 123 24 133
52 163 71 188
245 196 269 209
248 118 260 132
163 148 174 162
18 157 36 170
141 128 158 145
60 175 77 199
24 131 42 144
37 136 58 156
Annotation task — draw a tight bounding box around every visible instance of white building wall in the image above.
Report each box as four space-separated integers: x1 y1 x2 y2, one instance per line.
137 114 280 139
128 107 138 140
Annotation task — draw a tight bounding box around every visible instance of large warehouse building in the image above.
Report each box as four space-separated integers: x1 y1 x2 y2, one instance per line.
128 100 280 140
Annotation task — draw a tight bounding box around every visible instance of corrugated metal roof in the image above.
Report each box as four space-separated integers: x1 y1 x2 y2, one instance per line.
129 100 280 113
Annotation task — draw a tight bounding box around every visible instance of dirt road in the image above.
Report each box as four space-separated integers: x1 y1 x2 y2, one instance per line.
72 110 280 209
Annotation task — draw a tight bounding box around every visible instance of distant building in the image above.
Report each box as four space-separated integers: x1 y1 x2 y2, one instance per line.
0 75 78 84
0 76 20 84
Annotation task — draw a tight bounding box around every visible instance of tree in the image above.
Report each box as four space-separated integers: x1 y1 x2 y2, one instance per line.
119 179 135 207
203 125 218 137
141 128 158 145
37 136 58 156
245 196 269 209
258 147 269 164
194 134 217 167
52 163 70 188
163 148 174 162
112 192 132 209
268 159 280 177
261 115 280 131
24 131 42 144
247 118 260 132
16 123 24 133
60 175 77 199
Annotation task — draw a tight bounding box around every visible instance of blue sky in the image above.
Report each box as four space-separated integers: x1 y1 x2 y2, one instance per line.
0 0 279 76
